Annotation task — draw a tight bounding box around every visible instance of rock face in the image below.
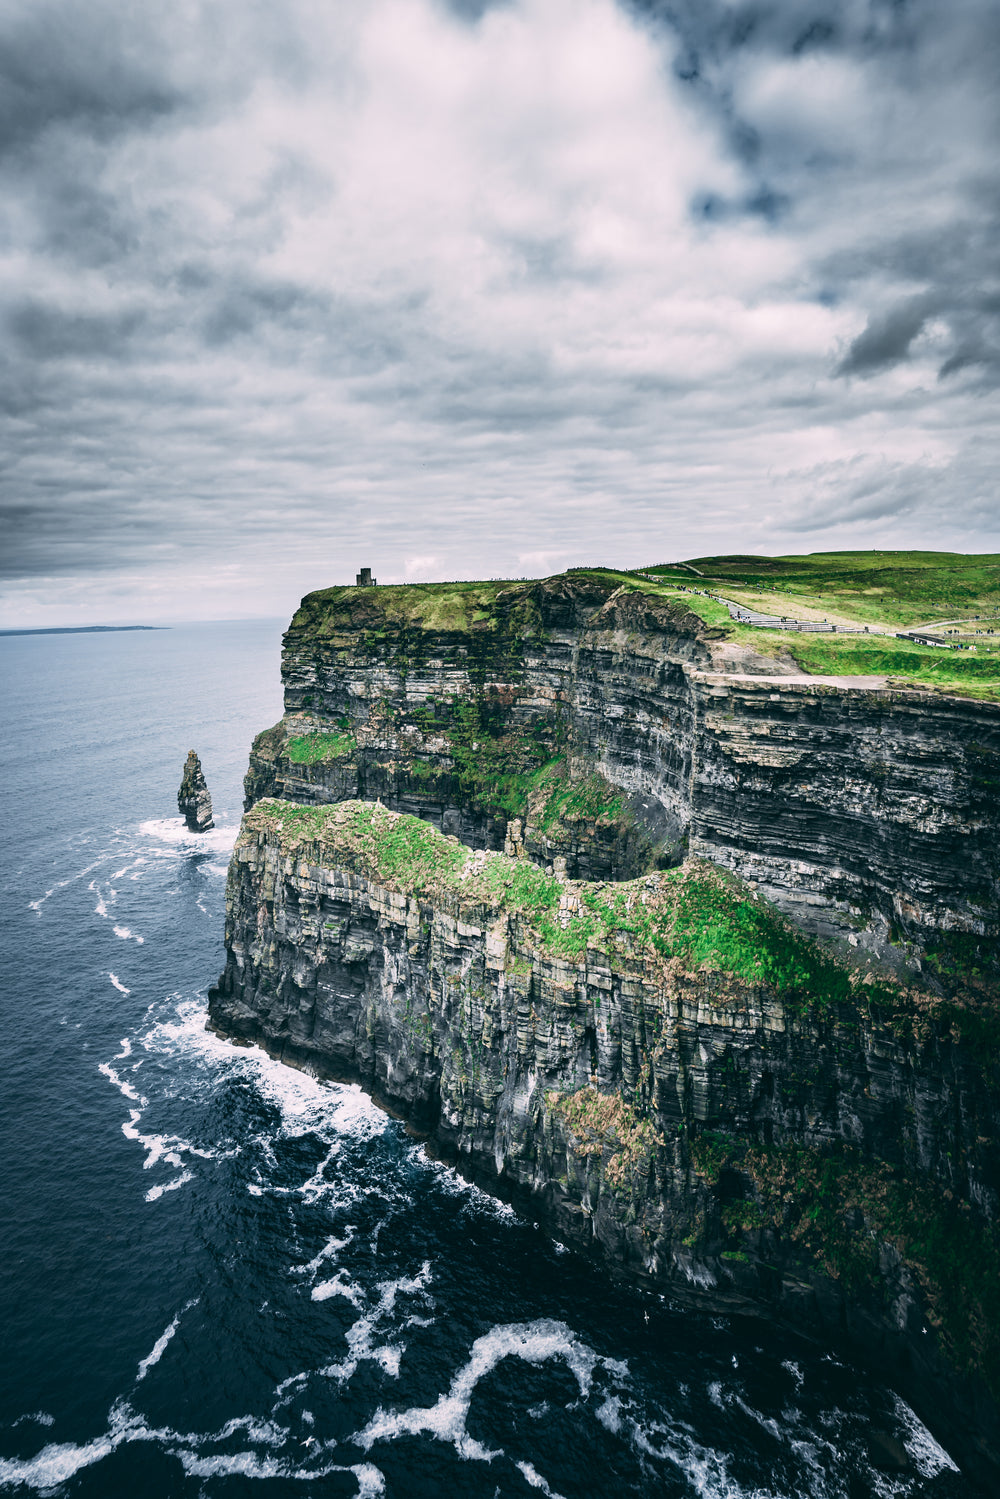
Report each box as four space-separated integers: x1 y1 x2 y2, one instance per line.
209 799 1000 1486
245 572 1000 957
210 571 1000 1485
178 750 214 831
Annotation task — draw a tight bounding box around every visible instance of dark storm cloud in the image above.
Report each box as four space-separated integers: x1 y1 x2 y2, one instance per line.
0 0 997 625
0 7 181 159
838 297 932 376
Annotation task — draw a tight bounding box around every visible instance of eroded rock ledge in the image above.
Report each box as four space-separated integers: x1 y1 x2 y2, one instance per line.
209 798 1000 1486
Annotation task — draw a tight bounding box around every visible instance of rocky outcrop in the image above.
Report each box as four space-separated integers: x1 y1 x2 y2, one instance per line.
244 572 1000 959
209 799 1000 1487
178 749 214 831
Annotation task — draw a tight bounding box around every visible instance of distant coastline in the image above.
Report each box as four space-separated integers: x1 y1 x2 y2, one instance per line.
0 625 167 637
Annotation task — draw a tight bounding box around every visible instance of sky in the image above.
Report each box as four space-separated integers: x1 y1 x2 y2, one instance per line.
1 0 998 625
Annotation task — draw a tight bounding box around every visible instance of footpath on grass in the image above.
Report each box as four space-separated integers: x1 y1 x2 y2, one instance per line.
638 572 967 649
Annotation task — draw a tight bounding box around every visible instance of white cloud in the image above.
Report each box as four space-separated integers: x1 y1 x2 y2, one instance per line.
0 0 997 625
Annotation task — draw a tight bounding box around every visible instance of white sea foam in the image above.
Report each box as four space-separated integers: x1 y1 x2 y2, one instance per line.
171 1449 384 1489
0 1434 118 1490
0 1389 383 1497
145 1171 195 1202
143 999 386 1152
138 817 238 856
406 1144 521 1222
136 1301 199 1382
113 924 144 943
99 1065 148 1107
114 1035 132 1056
29 856 108 915
0 1401 153 1492
109 973 130 995
311 1272 365 1307
9 1414 54 1430
891 1392 959 1475
319 1265 433 1385
353 1319 602 1463
292 1229 356 1278
515 1460 568 1498
98 996 386 1209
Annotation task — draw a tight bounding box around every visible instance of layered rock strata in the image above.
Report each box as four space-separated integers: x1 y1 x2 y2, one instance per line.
213 572 1000 1482
209 799 1000 1486
178 749 214 832
244 573 1000 957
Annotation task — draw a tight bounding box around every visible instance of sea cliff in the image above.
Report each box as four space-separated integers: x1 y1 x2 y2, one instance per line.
210 570 1000 1484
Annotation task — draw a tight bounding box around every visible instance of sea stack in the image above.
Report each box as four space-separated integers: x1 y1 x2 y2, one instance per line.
178 750 214 832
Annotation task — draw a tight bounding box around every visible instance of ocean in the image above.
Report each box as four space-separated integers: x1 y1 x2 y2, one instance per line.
0 620 971 1497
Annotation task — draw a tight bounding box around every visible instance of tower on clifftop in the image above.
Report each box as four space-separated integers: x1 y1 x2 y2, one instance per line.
356 567 376 586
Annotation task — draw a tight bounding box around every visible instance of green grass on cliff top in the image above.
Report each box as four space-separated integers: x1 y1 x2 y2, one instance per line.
291 579 518 636
632 554 1000 701
643 549 1000 628
245 797 960 1026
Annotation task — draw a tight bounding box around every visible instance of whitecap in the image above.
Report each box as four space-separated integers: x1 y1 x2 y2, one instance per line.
29 855 108 916
0 1401 152 1492
121 1111 184 1169
145 1171 195 1202
109 974 130 996
113 924 144 943
292 1229 356 1278
515 1459 567 1498
136 1300 199 1382
98 1064 148 1107
311 1273 364 1307
138 817 238 856
318 1265 433 1385
405 1145 521 1223
352 1318 602 1463
0 1434 117 1490
145 1000 386 1152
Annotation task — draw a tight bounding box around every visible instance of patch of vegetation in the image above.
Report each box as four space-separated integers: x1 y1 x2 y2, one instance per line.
690 1132 1000 1397
647 550 1000 630
784 635 1000 700
548 1085 663 1189
532 762 626 833
245 801 859 993
625 560 1000 699
290 577 545 642
247 800 996 1027
250 720 287 761
436 694 560 818
286 731 357 764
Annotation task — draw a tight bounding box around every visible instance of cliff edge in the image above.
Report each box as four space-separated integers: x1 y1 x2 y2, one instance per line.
209 569 1000 1485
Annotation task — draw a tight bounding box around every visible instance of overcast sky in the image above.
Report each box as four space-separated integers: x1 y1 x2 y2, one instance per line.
1 0 998 624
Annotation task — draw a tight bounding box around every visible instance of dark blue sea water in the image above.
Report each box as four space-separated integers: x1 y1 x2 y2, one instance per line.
0 622 973 1497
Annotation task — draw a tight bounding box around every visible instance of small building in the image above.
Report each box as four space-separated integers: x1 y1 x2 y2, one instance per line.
356 567 376 587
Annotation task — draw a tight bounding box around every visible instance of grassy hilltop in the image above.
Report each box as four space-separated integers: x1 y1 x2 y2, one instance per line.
650 549 1000 627
637 549 1000 701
